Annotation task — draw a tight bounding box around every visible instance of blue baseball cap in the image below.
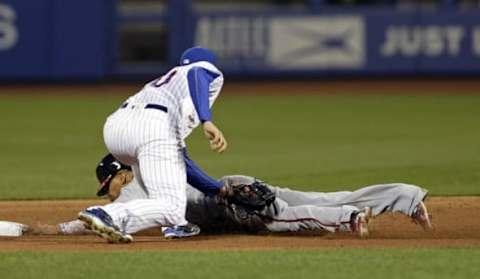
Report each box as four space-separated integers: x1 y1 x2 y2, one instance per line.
180 47 216 66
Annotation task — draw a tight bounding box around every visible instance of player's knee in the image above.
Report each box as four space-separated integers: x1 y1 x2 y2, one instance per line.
393 183 425 199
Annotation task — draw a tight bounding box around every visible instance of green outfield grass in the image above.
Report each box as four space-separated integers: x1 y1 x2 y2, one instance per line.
1 90 480 279
1 92 479 199
1 248 479 279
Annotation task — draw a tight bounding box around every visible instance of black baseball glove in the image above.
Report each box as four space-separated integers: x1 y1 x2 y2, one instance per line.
226 180 276 214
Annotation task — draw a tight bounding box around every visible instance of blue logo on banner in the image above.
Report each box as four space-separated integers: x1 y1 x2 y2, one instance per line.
268 16 365 69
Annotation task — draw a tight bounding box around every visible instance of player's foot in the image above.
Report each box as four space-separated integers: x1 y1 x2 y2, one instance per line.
411 201 432 230
163 223 201 239
350 207 372 238
78 208 133 243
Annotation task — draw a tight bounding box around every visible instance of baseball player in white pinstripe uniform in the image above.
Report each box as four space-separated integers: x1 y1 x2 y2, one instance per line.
78 47 228 243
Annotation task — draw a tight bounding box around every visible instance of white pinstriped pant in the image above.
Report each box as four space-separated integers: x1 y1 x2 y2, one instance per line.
98 104 188 234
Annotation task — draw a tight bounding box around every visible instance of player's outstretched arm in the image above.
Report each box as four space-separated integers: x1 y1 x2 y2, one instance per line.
203 121 227 153
182 148 227 196
29 220 88 235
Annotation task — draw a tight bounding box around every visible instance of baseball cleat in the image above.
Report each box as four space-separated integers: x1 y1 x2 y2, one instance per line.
411 201 432 230
78 208 133 243
163 223 201 239
351 207 372 238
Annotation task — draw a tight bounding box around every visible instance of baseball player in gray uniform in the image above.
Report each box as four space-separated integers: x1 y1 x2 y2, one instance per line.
78 47 229 243
39 156 431 237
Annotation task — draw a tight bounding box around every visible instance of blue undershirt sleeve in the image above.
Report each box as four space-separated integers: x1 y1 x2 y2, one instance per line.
182 148 222 196
186 67 219 123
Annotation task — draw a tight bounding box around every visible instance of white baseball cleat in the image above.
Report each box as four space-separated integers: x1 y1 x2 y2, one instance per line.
78 208 133 243
351 207 372 238
411 201 433 230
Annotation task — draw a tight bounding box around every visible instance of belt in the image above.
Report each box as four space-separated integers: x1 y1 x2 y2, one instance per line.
120 102 168 113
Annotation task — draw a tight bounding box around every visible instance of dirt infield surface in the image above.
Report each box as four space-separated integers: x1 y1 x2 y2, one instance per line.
0 197 479 251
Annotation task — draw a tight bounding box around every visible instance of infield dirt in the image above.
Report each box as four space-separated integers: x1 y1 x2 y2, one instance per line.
0 197 479 251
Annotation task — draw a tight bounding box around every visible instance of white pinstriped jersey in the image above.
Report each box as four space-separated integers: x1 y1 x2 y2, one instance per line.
97 61 224 234
125 61 224 142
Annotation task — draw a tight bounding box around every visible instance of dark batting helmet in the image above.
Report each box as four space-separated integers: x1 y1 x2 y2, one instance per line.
95 154 132 196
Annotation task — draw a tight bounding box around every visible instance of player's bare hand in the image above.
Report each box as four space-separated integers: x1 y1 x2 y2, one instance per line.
210 134 227 153
203 121 228 153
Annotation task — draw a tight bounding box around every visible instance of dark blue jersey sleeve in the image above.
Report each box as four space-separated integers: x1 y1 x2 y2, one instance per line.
182 148 222 196
186 67 219 123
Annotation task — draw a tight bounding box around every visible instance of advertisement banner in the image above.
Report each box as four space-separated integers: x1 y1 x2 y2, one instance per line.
195 11 480 75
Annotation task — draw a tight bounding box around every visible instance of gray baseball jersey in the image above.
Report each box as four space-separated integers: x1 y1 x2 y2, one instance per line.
217 176 426 233
74 175 425 234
